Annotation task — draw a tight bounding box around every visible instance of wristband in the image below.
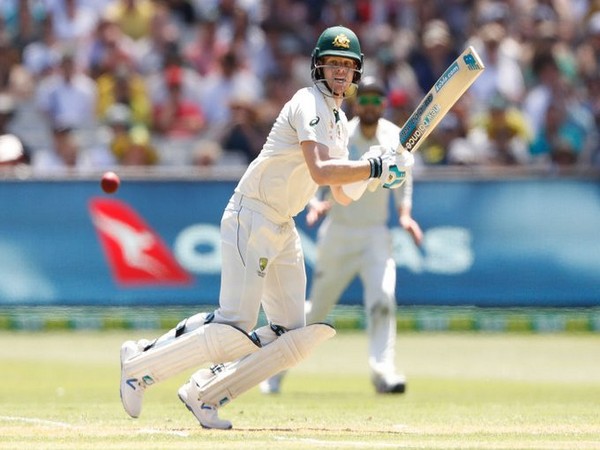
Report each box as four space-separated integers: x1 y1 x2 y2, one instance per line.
368 156 382 178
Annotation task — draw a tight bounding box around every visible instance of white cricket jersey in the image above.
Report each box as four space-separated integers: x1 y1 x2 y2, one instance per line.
235 85 349 223
327 117 413 227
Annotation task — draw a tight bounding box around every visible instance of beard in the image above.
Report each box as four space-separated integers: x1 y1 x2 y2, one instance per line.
358 111 380 126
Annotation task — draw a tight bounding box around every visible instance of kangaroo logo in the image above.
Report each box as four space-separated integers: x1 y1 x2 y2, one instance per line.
89 198 193 286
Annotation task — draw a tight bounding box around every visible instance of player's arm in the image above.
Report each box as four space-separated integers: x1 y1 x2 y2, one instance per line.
301 141 412 204
306 193 332 226
301 140 371 186
398 203 423 246
394 176 423 246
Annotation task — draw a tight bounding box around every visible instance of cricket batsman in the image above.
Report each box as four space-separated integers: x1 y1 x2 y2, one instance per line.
261 76 423 395
119 25 415 429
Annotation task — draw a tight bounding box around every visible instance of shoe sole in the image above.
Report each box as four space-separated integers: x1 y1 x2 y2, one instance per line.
376 383 406 394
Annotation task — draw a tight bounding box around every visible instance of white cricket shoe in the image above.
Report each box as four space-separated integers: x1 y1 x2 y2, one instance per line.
372 372 406 394
119 339 151 418
259 371 285 394
178 380 232 430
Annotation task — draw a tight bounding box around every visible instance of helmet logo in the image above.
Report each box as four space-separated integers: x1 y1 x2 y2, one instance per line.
332 34 350 49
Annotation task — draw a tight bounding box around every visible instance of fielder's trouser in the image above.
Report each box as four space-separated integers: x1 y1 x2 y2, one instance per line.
307 219 397 375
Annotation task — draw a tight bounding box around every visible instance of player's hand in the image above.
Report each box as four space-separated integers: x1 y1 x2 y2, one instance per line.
360 145 394 161
380 151 414 189
306 199 331 227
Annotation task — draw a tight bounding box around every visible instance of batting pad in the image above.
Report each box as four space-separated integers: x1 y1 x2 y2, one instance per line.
197 323 336 407
123 323 260 385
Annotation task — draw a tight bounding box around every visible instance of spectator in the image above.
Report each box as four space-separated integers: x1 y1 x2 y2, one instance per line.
85 17 137 79
467 94 532 166
226 6 274 80
151 65 205 139
35 50 98 131
199 49 263 142
467 22 527 107
190 139 223 167
46 0 99 47
104 0 156 41
96 64 151 126
182 13 225 77
118 124 158 166
31 124 112 174
220 97 266 164
418 112 467 166
575 11 600 81
409 19 458 94
100 102 155 166
22 15 62 81
581 74 600 166
522 51 565 138
529 97 589 168
133 4 181 75
3 0 47 50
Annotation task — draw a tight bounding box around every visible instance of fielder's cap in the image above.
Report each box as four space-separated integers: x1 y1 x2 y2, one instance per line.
357 76 385 96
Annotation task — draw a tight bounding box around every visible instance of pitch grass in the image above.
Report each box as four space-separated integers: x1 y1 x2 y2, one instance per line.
0 331 599 449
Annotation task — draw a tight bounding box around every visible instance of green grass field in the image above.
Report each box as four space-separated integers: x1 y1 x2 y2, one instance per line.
1 330 599 449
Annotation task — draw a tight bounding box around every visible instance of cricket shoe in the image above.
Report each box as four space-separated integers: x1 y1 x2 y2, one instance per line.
372 372 406 394
119 339 151 418
178 378 232 430
259 371 285 394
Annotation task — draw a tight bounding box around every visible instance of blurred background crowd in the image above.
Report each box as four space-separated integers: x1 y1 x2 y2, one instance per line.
1 0 600 173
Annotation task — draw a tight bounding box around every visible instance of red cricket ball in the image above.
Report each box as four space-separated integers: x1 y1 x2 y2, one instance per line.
101 171 120 194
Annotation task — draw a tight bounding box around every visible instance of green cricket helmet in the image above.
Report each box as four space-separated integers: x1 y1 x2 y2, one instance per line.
311 25 364 92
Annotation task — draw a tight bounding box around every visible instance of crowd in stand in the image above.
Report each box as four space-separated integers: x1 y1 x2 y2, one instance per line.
1 0 600 173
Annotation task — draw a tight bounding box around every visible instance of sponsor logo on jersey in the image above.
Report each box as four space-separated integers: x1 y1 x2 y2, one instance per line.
89 198 193 286
309 117 320 126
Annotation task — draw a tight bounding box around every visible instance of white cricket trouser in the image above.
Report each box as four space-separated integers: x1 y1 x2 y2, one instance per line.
307 219 397 374
213 193 307 333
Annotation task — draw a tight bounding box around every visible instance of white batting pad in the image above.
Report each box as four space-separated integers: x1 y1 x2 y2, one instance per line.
123 323 260 386
196 323 336 407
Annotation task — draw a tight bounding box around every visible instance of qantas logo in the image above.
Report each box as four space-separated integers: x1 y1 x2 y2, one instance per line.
89 198 193 286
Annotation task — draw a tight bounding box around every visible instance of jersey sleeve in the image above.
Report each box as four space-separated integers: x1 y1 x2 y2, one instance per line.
289 90 328 144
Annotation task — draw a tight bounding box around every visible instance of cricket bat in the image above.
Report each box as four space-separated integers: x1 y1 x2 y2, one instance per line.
343 46 485 200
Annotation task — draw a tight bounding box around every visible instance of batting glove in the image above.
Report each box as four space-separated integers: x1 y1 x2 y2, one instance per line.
367 150 414 189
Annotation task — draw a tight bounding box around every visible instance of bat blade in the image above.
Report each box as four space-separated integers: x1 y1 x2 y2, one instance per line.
398 46 485 153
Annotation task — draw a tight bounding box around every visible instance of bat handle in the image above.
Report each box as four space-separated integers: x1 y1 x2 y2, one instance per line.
395 144 408 155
